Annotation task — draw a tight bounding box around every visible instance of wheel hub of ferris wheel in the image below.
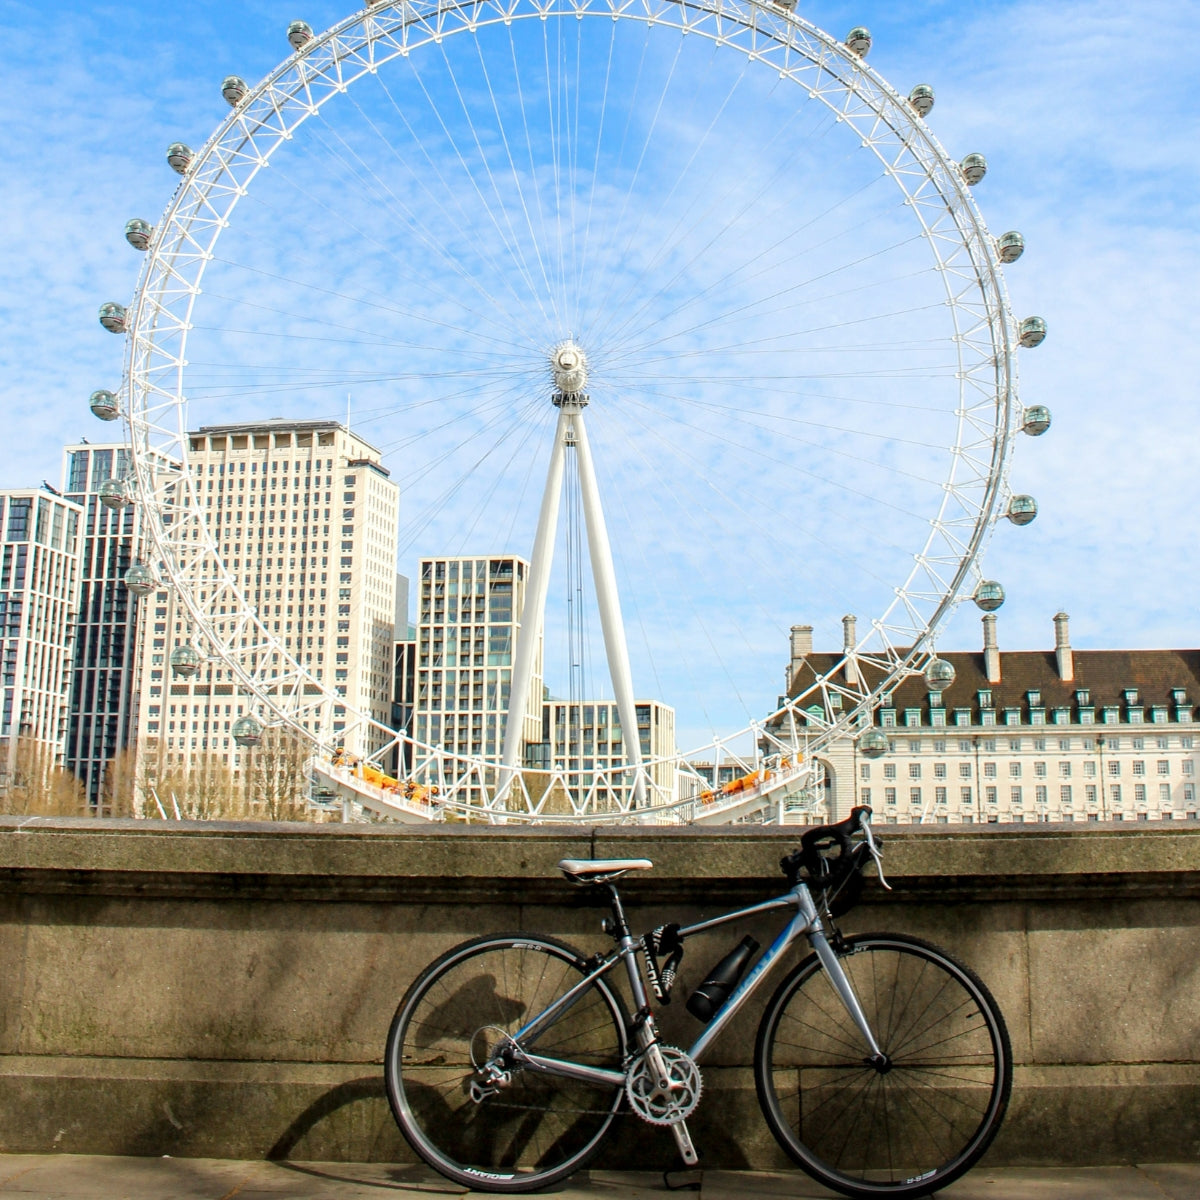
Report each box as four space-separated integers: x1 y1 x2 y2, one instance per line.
92 2 1050 824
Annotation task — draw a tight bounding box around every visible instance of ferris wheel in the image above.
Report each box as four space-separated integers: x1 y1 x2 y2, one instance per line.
92 0 1048 823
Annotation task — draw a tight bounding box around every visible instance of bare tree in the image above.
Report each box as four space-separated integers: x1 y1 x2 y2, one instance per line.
0 738 86 817
245 728 312 821
100 748 139 817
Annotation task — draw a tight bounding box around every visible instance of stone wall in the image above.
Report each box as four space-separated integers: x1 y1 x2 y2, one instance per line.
1 816 1198 1166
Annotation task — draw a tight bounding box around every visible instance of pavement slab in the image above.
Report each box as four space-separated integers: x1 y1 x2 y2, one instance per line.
1 1157 1198 1200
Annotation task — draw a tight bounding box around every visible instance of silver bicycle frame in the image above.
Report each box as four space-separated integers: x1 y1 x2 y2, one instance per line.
509 878 883 1089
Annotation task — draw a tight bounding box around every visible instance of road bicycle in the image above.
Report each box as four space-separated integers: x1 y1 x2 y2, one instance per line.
384 807 1011 1197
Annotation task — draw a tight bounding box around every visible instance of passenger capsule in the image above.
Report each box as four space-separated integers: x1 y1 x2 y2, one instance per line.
124 218 153 251
996 230 1024 263
1007 495 1038 526
89 389 120 421
973 580 1006 612
221 75 248 107
166 142 193 175
287 20 313 50
845 27 871 56
170 643 202 678
123 563 159 596
771 0 798 10
98 478 133 510
858 728 889 759
1022 405 1051 436
908 84 935 117
232 715 264 748
924 657 956 692
960 153 988 185
98 302 127 334
1018 316 1047 348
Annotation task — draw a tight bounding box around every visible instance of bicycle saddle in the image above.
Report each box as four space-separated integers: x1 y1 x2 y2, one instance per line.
557 858 653 884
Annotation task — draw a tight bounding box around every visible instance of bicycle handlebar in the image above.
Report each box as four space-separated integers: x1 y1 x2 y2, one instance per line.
781 805 890 896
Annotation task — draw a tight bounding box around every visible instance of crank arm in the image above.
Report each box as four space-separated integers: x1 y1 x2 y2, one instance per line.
670 1118 698 1166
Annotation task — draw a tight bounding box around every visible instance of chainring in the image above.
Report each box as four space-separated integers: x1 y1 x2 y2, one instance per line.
625 1046 703 1125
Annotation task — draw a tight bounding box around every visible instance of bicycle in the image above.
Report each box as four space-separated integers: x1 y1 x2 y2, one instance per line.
384 806 1011 1197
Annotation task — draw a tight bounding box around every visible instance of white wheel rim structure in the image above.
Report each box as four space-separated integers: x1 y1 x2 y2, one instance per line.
119 0 1027 824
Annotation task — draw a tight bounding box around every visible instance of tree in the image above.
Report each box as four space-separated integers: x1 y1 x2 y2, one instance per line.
244 727 313 821
0 738 86 817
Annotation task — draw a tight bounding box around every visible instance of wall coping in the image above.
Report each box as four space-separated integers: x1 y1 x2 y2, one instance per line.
2 817 1198 903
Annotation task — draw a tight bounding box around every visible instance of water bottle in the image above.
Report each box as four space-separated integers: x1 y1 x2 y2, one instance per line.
686 935 760 1023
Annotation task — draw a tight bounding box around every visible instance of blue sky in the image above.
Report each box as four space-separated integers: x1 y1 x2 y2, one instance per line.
2 0 1198 752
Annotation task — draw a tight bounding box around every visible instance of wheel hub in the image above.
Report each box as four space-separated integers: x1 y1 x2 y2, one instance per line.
551 340 588 395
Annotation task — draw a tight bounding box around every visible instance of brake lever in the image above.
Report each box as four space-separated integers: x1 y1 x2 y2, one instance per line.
859 815 892 891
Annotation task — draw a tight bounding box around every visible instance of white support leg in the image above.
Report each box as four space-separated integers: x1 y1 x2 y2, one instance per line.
497 409 570 806
571 410 647 810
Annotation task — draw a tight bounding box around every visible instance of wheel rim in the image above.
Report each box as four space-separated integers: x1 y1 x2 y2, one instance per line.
762 938 1008 1191
115 0 1032 821
388 939 625 1182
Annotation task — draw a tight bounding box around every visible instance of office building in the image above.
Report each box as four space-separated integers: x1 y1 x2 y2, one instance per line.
133 420 399 789
413 555 541 798
539 698 676 810
0 489 83 792
61 443 141 810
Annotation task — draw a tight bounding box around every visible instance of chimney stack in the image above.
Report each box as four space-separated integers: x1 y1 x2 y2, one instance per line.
982 613 1001 684
1054 611 1073 682
788 625 813 689
842 614 859 686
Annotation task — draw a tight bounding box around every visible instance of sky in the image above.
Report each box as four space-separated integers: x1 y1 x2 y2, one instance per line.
2 0 1198 754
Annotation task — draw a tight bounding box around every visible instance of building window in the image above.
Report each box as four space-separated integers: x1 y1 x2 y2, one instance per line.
1160 784 1171 804
934 762 947 779
1035 785 1047 806
935 787 947 804
961 787 972 804
1085 785 1097 806
1060 785 1072 805
1059 761 1072 777
1010 786 1022 805
986 786 997 804
1157 760 1170 775
885 788 896 805
959 763 972 778
1134 784 1146 806
1132 760 1145 776
1110 784 1122 806
1109 761 1121 776
861 788 871 804
884 763 896 780
909 763 921 779
860 764 871 780
1034 761 1047 778
1009 761 1022 778
983 762 996 779
910 788 921 806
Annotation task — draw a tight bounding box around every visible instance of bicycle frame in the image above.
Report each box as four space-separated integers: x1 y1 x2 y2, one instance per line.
505 877 884 1092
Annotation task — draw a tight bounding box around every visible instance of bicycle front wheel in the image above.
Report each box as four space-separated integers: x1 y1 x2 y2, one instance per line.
385 933 628 1193
755 933 1011 1199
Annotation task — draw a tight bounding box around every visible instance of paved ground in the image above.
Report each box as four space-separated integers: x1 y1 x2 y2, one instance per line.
0 1158 1196 1200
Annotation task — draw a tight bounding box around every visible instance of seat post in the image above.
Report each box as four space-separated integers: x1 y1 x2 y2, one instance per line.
604 883 631 941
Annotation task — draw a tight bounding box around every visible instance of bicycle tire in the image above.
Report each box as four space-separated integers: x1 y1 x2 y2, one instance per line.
384 933 628 1193
755 932 1011 1199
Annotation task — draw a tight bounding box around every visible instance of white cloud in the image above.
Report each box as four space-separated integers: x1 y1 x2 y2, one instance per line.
2 0 1197 756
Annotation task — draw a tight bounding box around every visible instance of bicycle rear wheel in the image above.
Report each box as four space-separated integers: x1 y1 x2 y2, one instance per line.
385 933 628 1193
755 933 1011 1199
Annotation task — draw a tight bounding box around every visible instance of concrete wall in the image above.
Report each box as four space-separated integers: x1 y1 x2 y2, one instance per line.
1 817 1198 1167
